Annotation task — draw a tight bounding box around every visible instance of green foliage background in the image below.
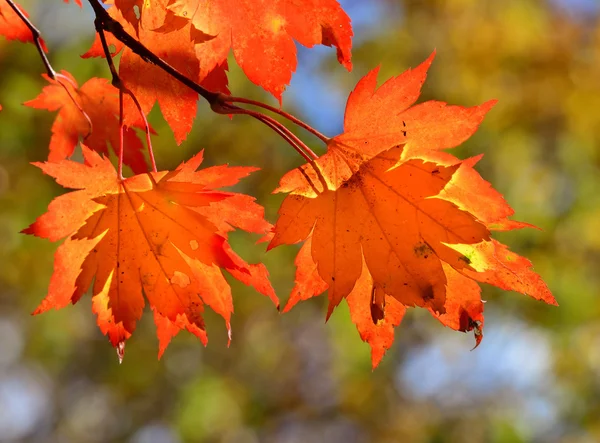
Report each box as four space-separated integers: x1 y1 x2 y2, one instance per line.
1 0 599 442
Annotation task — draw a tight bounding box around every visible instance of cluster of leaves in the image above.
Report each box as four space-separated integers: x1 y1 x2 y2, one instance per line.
0 0 555 367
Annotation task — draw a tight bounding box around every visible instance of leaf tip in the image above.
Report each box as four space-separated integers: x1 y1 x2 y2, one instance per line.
20 225 33 236
421 49 436 71
484 99 499 109
370 350 385 370
31 302 48 316
116 341 125 364
325 303 336 322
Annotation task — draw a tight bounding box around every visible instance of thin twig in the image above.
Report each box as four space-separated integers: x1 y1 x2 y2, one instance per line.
5 0 92 141
5 0 53 79
95 19 120 86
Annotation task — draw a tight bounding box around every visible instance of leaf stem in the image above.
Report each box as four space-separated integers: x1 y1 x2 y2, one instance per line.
230 107 315 163
4 0 52 79
95 23 157 172
215 102 318 161
128 90 157 172
5 0 93 143
118 88 125 180
56 73 93 139
95 20 120 85
223 95 330 143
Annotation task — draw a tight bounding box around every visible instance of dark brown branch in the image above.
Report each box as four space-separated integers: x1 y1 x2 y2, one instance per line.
95 21 121 87
4 0 54 79
87 0 220 104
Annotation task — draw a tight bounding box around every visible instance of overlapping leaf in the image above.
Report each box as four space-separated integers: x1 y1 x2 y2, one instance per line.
270 53 556 367
24 146 277 359
25 71 148 173
85 0 352 137
83 0 229 143
158 0 353 100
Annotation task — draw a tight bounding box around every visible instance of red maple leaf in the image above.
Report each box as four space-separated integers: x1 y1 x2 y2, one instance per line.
160 0 353 100
110 0 142 30
25 71 149 173
23 146 277 360
270 53 556 368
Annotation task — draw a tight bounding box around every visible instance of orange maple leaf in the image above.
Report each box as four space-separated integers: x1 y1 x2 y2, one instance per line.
23 146 278 360
111 0 142 30
162 0 353 100
82 0 229 144
270 54 556 368
25 71 149 174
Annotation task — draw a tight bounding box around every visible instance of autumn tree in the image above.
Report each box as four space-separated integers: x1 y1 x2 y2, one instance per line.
0 0 555 367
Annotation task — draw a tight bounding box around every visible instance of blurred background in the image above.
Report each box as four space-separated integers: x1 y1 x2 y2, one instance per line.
1 0 599 442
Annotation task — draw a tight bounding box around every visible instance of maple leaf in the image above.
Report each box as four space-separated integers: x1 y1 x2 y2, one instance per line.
110 0 142 31
24 71 149 174
162 0 353 100
273 145 490 319
82 1 229 144
23 146 277 360
284 237 484 369
270 54 556 368
0 1 46 50
102 0 174 33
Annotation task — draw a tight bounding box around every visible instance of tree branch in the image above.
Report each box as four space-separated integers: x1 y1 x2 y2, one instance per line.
4 0 53 78
87 0 220 105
